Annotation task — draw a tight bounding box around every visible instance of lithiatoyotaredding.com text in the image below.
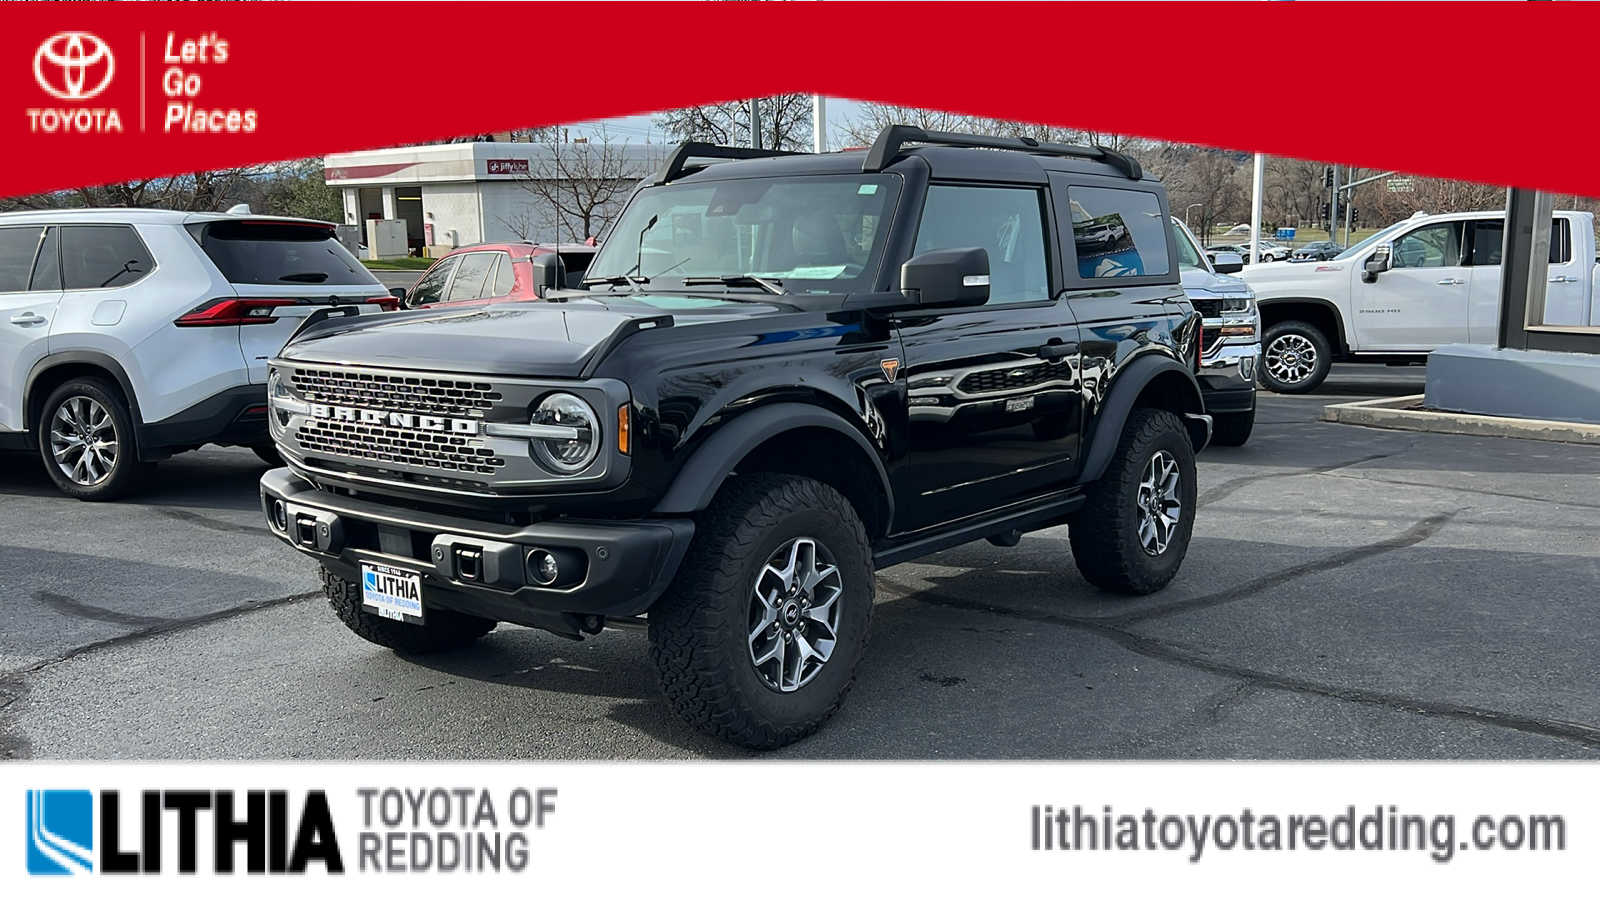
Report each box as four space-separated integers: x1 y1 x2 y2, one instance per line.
1030 805 1565 863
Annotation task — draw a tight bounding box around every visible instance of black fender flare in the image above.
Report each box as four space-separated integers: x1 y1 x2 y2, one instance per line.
1079 354 1207 484
1256 296 1348 353
651 401 894 524
24 351 143 432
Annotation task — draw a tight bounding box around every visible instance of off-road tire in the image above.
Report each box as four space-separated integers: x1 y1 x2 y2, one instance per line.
1068 408 1197 595
251 442 284 467
1209 406 1255 447
36 377 153 501
648 473 874 750
322 566 495 654
1259 320 1332 394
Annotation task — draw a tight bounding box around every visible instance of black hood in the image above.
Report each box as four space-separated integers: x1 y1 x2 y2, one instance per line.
274 295 785 378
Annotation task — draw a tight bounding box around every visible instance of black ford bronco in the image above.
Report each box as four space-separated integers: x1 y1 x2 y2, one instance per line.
260 127 1211 748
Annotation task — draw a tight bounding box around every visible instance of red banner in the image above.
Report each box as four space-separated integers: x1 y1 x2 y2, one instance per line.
4 1 1598 197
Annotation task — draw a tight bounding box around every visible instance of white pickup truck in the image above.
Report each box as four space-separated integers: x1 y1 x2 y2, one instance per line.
1240 210 1599 392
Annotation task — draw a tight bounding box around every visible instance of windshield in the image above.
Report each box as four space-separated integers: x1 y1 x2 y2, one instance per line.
1169 218 1205 271
585 174 901 293
1334 220 1412 261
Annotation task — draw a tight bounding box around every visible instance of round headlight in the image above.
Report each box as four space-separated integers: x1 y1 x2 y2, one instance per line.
529 393 600 474
268 369 288 427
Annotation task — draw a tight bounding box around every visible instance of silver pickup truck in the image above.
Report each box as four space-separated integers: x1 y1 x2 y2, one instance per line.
1172 217 1260 446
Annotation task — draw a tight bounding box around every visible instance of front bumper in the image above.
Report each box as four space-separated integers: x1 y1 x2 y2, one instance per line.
1199 340 1260 414
260 468 694 629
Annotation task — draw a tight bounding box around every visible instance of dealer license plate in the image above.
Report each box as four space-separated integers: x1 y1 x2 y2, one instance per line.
361 563 424 624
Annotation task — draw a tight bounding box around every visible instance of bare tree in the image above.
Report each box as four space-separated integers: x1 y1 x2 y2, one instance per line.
1152 146 1249 243
655 95 813 151
504 129 648 243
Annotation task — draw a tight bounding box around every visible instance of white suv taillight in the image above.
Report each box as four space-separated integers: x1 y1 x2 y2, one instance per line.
174 297 297 327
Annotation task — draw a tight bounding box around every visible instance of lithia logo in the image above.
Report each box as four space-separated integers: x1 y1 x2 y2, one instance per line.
28 31 123 134
25 789 342 875
311 403 481 435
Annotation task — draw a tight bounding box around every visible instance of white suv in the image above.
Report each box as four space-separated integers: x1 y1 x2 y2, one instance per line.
0 208 393 499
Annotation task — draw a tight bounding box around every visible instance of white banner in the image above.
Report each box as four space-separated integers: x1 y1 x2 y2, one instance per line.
1 763 1590 896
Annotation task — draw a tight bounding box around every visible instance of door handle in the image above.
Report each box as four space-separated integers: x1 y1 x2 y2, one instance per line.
1037 341 1079 360
1548 275 1577 284
1435 278 1465 286
9 312 47 326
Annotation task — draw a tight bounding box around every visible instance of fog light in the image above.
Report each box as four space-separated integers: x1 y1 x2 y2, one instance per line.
272 499 288 532
528 549 560 586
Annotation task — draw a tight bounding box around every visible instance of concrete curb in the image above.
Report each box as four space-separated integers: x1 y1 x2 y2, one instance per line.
1323 394 1600 445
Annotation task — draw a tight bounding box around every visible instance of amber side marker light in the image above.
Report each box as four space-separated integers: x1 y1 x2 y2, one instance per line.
617 404 631 455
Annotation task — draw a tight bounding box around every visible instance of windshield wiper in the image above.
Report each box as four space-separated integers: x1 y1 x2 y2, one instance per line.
582 273 647 287
680 274 786 295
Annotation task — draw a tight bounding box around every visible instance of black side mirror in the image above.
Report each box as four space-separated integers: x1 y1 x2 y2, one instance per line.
388 287 407 302
1362 243 1392 283
900 247 990 308
531 254 567 299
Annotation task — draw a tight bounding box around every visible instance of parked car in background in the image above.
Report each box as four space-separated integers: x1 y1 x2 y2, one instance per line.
395 242 598 309
1256 240 1294 262
1241 210 1600 392
1175 218 1259 445
0 208 393 499
1291 240 1344 262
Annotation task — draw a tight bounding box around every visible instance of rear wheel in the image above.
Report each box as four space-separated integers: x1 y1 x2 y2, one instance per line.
649 473 873 749
322 566 495 654
1259 321 1332 394
36 378 152 501
1069 408 1197 595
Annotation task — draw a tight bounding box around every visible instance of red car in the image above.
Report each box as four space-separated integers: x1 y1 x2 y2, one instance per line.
397 242 596 309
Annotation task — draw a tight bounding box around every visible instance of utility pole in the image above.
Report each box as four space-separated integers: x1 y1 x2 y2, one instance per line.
1329 164 1341 241
1249 153 1265 265
748 99 763 150
812 95 827 153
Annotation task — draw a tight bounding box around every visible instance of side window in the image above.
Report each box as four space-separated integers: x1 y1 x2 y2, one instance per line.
445 252 495 301
912 185 1048 304
488 253 515 297
1550 217 1571 264
408 256 458 306
0 226 46 293
61 225 154 290
1392 222 1462 269
31 227 61 291
1467 220 1504 267
1067 187 1170 279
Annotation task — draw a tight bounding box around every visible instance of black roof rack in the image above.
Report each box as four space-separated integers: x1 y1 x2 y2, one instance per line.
861 125 1143 181
648 142 804 186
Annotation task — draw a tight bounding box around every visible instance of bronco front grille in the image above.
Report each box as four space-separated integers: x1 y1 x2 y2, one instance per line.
285 365 508 475
288 366 502 419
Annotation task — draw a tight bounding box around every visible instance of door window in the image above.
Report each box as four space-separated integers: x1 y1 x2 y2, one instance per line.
1391 222 1463 269
1465 219 1571 266
30 227 61 291
445 252 496 301
488 253 515 297
1067 187 1170 279
408 256 458 306
61 225 154 290
912 185 1049 304
0 226 46 293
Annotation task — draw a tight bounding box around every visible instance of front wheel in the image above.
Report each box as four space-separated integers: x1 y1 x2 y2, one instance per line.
1259 321 1332 394
1069 408 1198 595
649 473 873 749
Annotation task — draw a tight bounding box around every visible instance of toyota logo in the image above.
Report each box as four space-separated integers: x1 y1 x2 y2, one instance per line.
33 32 115 102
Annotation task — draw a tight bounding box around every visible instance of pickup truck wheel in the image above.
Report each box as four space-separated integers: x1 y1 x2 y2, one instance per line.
648 473 873 750
37 378 153 501
1259 321 1332 393
1068 408 1197 595
1209 406 1255 447
321 566 495 654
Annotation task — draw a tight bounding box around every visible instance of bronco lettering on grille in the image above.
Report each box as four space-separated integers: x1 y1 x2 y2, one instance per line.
307 403 480 435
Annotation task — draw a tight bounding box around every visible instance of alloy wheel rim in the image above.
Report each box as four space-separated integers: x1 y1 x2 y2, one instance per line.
1265 333 1318 385
1136 450 1182 556
748 536 843 693
49 396 118 487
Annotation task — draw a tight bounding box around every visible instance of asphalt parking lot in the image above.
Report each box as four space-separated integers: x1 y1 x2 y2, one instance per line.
3 364 1598 760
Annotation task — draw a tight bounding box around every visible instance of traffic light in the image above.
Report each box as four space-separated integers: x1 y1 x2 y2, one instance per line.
1324 167 1334 188
1320 202 1330 219
1351 208 1360 226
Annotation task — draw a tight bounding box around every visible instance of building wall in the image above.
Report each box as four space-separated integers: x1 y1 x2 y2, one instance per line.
420 183 484 249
